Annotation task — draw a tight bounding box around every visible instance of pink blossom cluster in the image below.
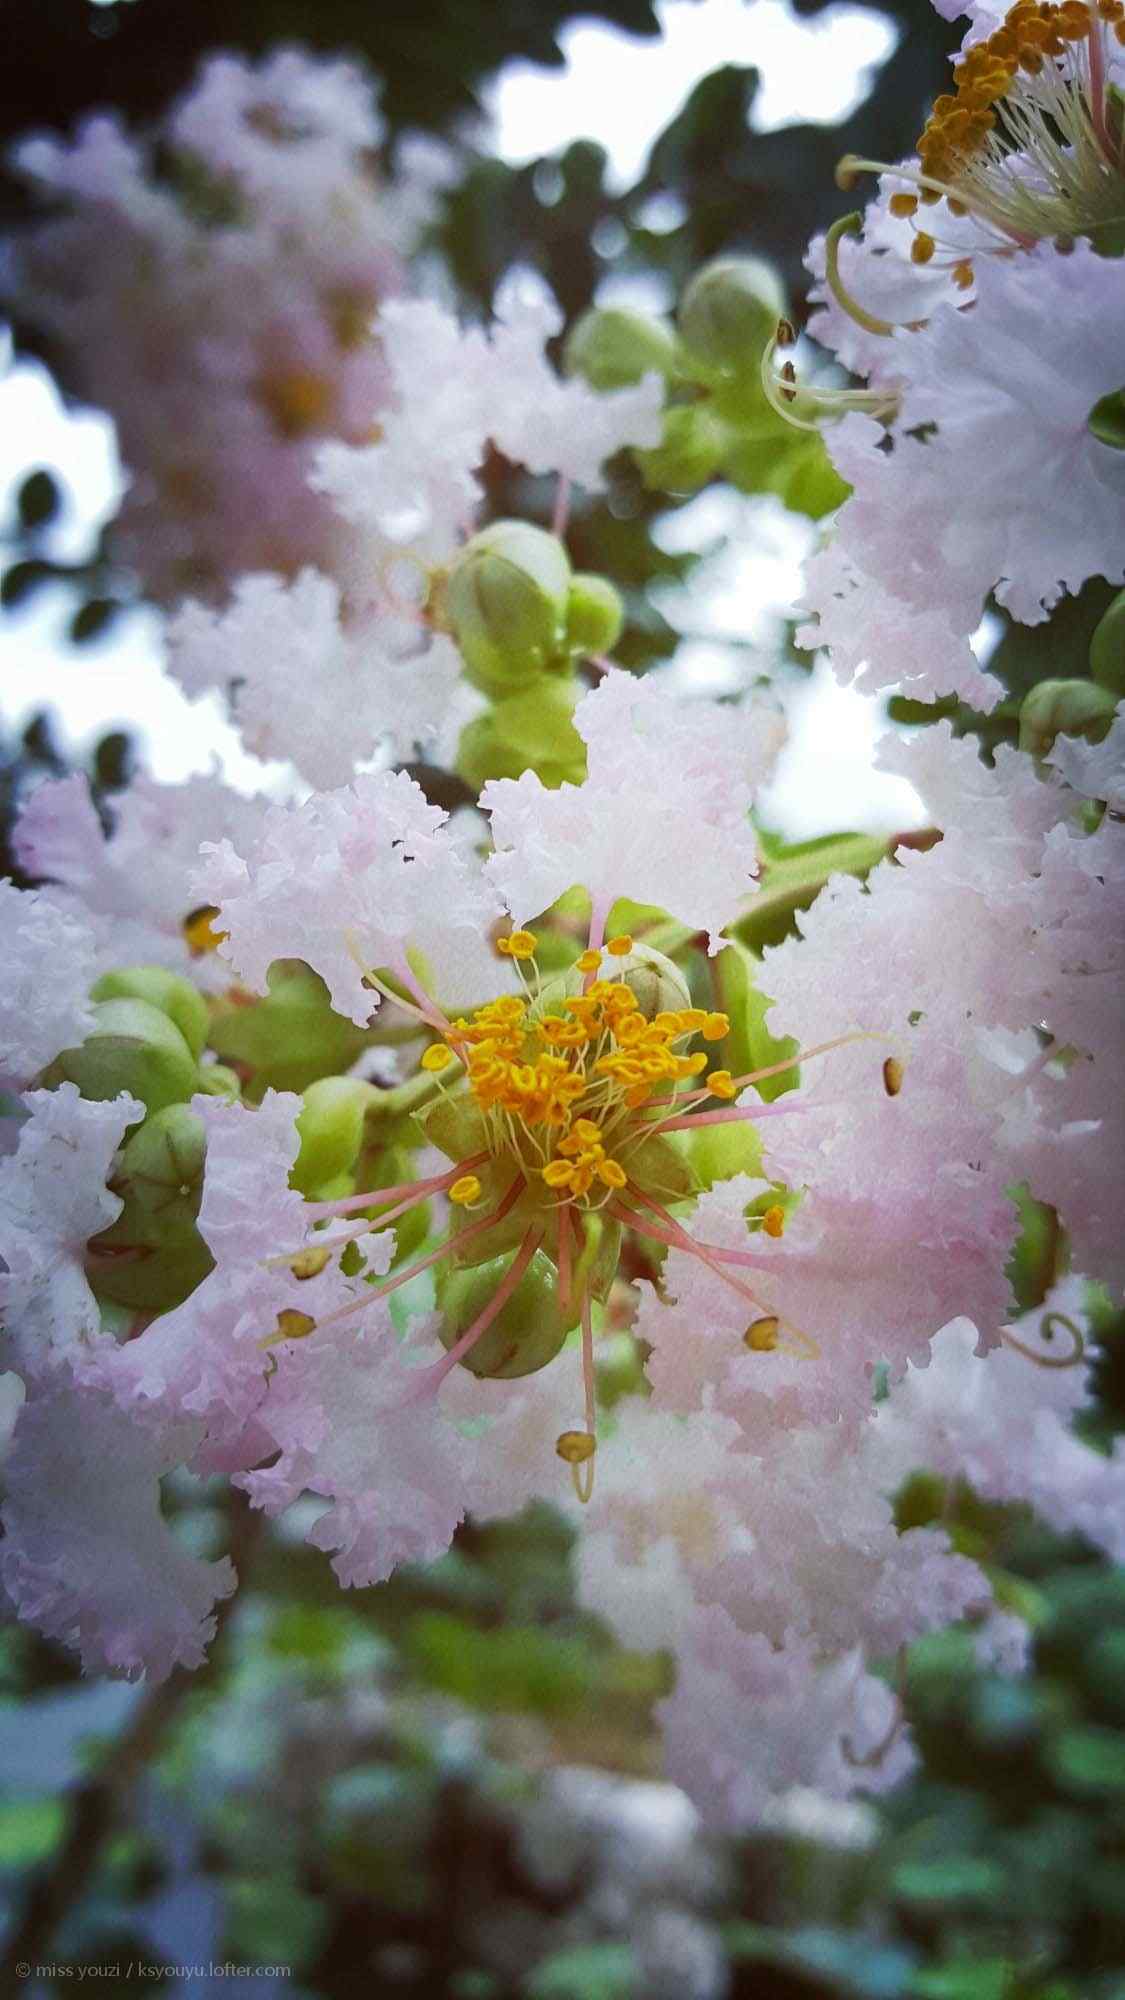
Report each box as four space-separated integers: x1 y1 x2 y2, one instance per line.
9 49 444 604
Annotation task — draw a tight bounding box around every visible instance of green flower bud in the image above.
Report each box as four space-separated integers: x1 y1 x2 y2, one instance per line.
208 960 368 1097
1088 386 1125 450
456 679 586 792
436 1248 577 1378
446 521 571 697
43 997 197 1116
195 1062 241 1101
112 1105 207 1245
564 574 624 658
677 256 786 377
610 942 692 1020
87 1104 213 1312
1018 678 1118 758
91 965 209 1060
292 1076 382 1197
363 1143 431 1262
563 307 681 390
635 404 728 494
1089 588 1125 697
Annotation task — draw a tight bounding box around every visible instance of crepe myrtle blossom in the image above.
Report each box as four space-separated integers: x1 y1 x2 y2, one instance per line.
7 48 445 602
0 883 96 1089
13 769 268 992
193 670 873 1506
312 282 664 599
166 569 469 790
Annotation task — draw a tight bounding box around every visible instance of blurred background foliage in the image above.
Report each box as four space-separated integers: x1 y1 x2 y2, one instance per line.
3 3 1125 1997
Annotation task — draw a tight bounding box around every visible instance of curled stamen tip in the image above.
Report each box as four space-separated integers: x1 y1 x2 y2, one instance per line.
775 317 797 348
1001 1312 1086 1370
835 156 863 191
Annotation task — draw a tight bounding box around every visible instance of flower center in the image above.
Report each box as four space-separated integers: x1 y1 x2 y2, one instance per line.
424 932 730 1213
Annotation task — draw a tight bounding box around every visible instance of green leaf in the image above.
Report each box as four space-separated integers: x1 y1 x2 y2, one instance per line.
1047 1725 1125 1795
527 1942 637 2000
737 827 890 950
892 1857 1007 1906
712 936 799 1103
0 1796 67 1869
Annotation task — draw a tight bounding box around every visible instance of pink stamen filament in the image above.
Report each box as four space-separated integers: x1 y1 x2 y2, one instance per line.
650 1101 827 1135
305 1154 487 1223
573 1291 597 1504
557 1200 573 1313
398 1224 546 1404
309 1175 524 1334
609 1197 775 1274
389 951 458 1040
552 474 571 538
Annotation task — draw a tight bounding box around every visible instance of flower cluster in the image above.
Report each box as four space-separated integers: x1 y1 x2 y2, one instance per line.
8 48 443 603
1 0 1123 1842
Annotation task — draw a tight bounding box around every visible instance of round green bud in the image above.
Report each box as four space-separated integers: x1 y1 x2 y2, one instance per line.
563 307 681 391
292 1076 382 1197
635 404 727 494
1018 678 1118 758
456 680 586 793
91 966 209 1060
446 521 572 697
564 574 624 658
678 256 786 377
436 1248 576 1379
112 1104 207 1245
611 942 692 1021
87 1233 214 1315
195 1062 241 1102
1090 588 1125 697
44 997 197 1116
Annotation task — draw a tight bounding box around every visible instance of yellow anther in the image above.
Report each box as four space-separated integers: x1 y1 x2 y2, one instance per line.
744 1315 780 1353
678 1007 709 1031
275 1308 317 1342
762 1205 786 1239
707 1069 738 1100
910 233 936 265
679 1052 709 1077
883 1056 904 1097
450 1175 483 1206
497 931 536 960
421 1042 454 1072
542 1159 576 1188
596 1158 628 1189
576 948 602 974
291 1245 332 1280
572 1118 603 1144
606 934 633 956
183 904 225 955
701 1012 730 1042
556 1429 597 1464
889 192 918 217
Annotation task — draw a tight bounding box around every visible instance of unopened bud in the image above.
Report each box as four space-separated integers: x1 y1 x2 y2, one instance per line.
564 307 682 390
564 573 624 658
1089 587 1125 697
292 1076 382 1197
43 997 197 1115
92 964 210 1060
456 678 586 792
609 943 692 1021
437 1248 576 1378
636 404 727 494
195 1062 241 1101
112 1105 207 1245
678 257 786 377
446 520 571 697
1019 678 1118 758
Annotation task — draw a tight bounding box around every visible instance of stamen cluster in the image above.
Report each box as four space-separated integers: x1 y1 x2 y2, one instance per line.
424 935 730 1210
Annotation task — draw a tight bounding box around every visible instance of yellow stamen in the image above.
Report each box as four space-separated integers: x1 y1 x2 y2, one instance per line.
701 1012 730 1042
706 1069 737 1100
882 1056 904 1098
450 1175 483 1205
606 935 633 956
421 1043 454 1072
556 1429 596 1463
744 1315 780 1352
576 948 602 974
762 1205 786 1239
